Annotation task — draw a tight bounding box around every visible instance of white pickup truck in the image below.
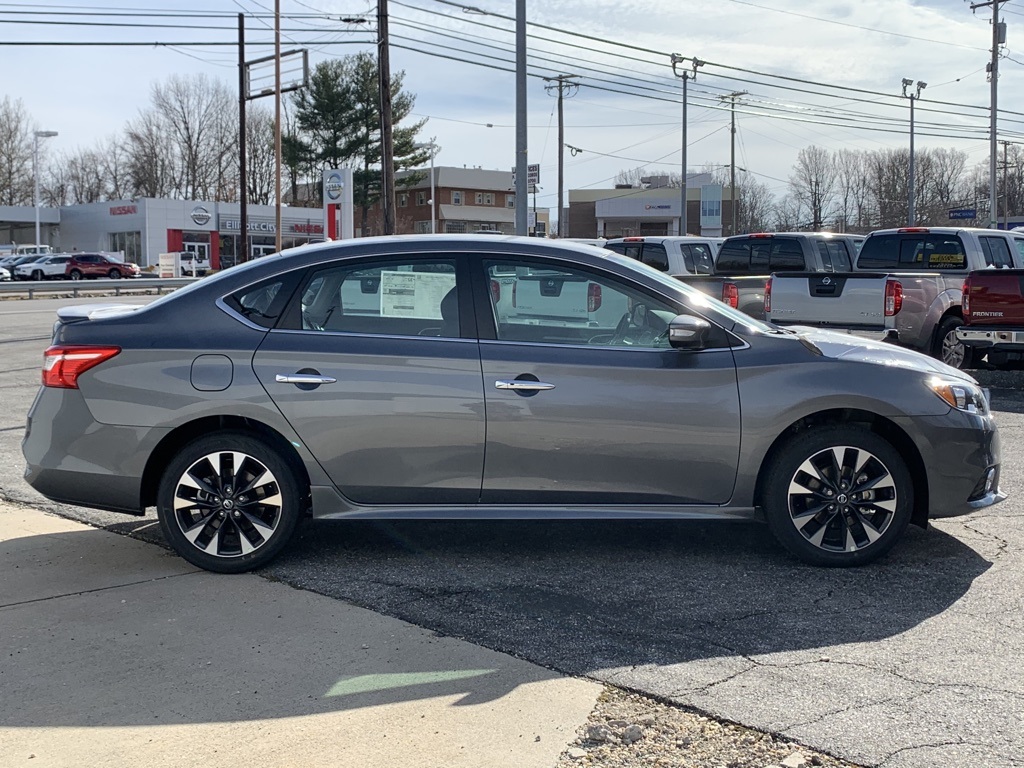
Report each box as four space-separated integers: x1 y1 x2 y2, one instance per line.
765 227 1024 368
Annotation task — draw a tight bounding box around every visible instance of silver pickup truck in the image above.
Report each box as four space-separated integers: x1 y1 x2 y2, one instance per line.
766 227 1024 368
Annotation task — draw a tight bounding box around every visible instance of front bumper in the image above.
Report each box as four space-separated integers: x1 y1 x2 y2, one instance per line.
898 408 1004 519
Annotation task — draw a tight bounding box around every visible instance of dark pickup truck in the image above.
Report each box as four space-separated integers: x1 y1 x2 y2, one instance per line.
958 269 1024 366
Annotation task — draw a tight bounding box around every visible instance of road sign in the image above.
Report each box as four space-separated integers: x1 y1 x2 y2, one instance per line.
949 208 977 220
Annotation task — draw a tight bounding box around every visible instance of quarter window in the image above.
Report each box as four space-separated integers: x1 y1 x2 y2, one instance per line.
294 260 459 338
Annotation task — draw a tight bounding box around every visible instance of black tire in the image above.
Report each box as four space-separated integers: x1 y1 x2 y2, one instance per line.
933 316 972 369
31 269 42 281
69 269 82 281
762 426 913 567
108 268 121 279
156 432 306 573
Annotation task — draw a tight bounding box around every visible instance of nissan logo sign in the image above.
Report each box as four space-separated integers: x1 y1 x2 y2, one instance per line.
325 172 344 202
822 276 832 285
190 206 211 226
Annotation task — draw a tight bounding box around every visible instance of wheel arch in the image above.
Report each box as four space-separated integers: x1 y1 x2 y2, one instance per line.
140 415 312 510
753 408 929 529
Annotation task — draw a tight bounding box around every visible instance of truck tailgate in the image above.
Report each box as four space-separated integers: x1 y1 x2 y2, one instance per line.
767 272 896 336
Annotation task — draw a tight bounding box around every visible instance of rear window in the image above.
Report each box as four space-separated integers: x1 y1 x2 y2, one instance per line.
715 237 805 274
857 233 967 271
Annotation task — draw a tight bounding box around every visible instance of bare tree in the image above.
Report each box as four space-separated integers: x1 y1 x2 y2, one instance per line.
0 96 35 206
772 193 806 231
834 149 871 232
100 136 132 201
126 110 175 198
865 148 909 229
246 105 276 205
788 146 836 230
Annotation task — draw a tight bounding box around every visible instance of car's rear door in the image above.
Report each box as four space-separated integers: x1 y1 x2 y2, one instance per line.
252 254 485 505
474 254 741 506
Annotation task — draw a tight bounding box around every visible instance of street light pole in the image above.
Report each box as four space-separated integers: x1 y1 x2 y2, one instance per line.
671 55 703 237
33 130 58 248
902 78 926 226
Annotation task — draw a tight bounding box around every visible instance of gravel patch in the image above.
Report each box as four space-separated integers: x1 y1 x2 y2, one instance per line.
555 687 863 768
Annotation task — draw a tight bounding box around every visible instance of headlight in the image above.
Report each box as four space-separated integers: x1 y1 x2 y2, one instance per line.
928 377 988 415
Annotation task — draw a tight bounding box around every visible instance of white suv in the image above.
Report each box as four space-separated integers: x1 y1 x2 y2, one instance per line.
14 254 72 281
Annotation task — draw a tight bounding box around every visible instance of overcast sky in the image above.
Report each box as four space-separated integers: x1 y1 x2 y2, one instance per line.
2 0 1020 212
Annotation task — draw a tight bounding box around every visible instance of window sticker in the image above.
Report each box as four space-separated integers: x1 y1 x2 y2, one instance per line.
379 271 456 319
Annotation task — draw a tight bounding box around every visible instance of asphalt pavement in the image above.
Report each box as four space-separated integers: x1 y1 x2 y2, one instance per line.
1 295 1022 768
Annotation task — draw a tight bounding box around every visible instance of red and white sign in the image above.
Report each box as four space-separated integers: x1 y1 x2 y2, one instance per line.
110 205 137 216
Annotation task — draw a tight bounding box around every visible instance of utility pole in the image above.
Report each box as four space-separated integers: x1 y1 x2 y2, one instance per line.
238 13 248 263
378 0 396 235
901 78 926 226
515 0 527 236
273 0 282 253
971 0 1007 228
544 74 578 238
671 55 704 237
719 91 746 236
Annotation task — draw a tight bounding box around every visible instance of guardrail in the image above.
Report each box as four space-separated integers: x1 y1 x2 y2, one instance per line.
0 277 198 299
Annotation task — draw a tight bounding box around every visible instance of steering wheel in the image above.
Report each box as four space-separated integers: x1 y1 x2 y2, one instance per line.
609 312 634 346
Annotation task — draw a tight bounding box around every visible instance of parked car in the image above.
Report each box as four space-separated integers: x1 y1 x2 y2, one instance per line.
23 236 1004 573
4 255 46 276
14 254 72 281
0 265 9 281
957 269 1024 366
604 235 763 316
180 251 211 276
64 252 141 280
765 227 1024 368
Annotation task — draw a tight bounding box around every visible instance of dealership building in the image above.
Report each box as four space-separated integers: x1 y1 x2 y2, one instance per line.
57 199 325 269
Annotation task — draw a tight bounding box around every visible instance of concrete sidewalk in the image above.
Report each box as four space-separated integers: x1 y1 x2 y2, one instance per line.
0 502 602 768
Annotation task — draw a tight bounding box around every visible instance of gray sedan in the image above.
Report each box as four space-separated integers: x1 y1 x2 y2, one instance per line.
22 236 1004 572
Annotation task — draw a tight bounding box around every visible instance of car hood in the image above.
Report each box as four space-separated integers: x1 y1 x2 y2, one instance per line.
789 326 978 384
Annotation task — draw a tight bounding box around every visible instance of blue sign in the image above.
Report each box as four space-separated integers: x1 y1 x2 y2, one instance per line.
949 208 977 220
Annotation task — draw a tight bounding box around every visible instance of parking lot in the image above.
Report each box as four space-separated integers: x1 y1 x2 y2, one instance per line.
1 295 1022 768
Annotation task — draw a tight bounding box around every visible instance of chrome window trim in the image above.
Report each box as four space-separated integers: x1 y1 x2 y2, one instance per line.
478 338 747 354
217 295 272 332
269 327 478 344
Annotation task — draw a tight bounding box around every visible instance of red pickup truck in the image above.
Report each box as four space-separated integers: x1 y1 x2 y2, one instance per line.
957 269 1024 366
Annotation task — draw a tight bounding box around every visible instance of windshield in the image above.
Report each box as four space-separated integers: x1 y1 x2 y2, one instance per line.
603 252 776 333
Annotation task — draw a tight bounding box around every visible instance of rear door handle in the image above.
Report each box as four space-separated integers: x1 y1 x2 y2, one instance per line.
276 373 337 385
495 380 555 391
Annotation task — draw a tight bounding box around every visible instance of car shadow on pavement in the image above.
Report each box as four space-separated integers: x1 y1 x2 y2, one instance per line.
262 516 993 679
0 526 586 729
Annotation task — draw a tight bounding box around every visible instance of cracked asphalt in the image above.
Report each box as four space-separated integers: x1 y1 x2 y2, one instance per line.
1 297 1022 768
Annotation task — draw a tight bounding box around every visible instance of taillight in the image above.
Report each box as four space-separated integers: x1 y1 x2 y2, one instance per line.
884 279 903 317
489 279 500 303
42 345 120 389
764 277 773 314
897 227 929 233
588 283 602 312
722 282 739 309
962 278 970 318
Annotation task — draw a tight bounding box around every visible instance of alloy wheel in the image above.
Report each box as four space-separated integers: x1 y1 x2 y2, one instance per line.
172 450 283 558
786 445 898 553
941 329 965 368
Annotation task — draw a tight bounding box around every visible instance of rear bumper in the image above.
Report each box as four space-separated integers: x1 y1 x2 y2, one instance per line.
22 387 166 515
957 326 1024 350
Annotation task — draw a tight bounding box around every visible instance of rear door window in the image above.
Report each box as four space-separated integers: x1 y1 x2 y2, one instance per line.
640 243 669 272
980 236 1014 268
685 244 715 275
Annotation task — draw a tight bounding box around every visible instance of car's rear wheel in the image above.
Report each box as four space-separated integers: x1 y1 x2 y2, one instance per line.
157 432 305 573
69 269 82 280
762 426 913 567
108 268 121 279
934 316 972 369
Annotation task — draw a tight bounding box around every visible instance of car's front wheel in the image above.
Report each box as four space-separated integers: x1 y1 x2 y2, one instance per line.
157 432 306 573
31 269 42 281
762 426 913 567
108 268 121 279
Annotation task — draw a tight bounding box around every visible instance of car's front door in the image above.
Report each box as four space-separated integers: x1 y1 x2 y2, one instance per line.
252 255 485 505
475 256 742 505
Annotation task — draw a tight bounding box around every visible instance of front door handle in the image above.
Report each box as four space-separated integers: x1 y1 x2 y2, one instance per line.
495 380 556 391
276 373 337 385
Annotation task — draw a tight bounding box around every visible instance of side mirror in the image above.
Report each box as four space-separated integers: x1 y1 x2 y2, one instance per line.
668 314 711 350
